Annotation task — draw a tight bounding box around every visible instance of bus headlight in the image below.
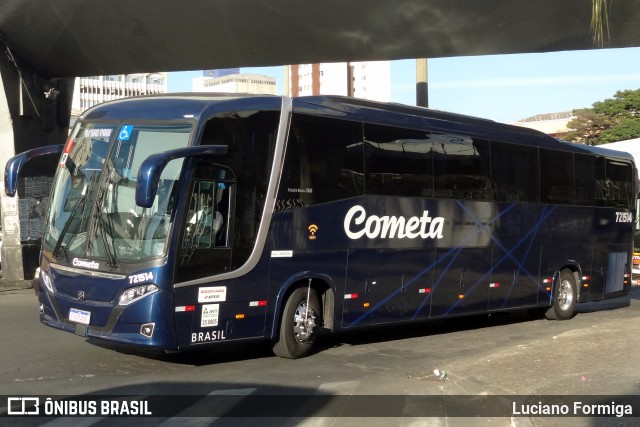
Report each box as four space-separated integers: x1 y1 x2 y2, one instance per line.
118 284 159 306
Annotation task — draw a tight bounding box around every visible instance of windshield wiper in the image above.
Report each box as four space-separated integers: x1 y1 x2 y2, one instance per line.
52 171 96 259
90 165 118 268
93 207 117 268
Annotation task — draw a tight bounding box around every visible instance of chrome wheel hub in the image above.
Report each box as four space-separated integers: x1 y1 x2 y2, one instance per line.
558 278 574 311
293 300 317 343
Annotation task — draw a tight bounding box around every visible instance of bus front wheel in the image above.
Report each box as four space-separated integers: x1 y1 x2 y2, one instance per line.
272 287 321 359
545 269 577 320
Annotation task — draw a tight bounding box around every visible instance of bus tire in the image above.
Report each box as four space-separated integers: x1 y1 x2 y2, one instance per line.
545 269 577 320
272 287 321 359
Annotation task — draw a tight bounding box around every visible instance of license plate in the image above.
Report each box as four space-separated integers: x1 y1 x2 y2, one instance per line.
69 308 91 325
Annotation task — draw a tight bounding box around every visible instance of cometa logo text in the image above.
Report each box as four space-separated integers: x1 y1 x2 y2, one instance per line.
72 258 100 270
344 205 445 240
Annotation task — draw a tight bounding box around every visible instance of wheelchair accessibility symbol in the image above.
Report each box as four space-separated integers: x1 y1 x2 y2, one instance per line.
119 125 133 140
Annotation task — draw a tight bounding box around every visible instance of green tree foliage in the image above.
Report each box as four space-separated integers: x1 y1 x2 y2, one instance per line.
600 118 640 143
565 89 640 145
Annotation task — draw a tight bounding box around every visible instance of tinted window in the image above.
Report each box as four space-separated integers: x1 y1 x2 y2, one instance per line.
362 123 433 198
605 160 633 209
277 114 364 208
491 142 539 203
574 154 604 206
177 166 235 280
540 150 574 204
433 137 492 201
175 111 279 281
200 111 278 254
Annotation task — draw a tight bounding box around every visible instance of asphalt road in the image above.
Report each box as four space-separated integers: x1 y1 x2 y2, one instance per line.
1 281 639 426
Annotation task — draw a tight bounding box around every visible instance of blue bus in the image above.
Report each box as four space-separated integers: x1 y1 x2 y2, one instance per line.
5 94 637 358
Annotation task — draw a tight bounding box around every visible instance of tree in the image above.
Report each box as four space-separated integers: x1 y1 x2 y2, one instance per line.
600 118 640 143
565 89 640 145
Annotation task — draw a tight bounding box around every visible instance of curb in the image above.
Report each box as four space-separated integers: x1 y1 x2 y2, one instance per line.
0 280 33 292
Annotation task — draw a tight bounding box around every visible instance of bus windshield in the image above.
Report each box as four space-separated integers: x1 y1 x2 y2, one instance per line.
43 122 192 264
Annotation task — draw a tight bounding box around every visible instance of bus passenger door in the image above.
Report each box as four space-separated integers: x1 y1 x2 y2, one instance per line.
173 163 267 347
177 176 233 277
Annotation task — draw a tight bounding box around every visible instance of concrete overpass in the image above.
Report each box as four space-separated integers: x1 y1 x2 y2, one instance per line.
2 0 640 279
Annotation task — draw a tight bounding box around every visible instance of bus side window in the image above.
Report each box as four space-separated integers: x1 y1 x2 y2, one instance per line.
491 142 539 203
605 160 633 209
574 154 603 206
177 167 234 279
433 137 492 201
183 180 229 250
276 114 364 209
540 150 575 204
361 123 434 198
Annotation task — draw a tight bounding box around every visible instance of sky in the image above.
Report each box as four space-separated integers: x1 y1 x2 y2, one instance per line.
167 47 640 124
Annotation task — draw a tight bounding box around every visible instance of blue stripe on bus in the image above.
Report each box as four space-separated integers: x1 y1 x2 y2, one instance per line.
346 203 522 328
442 204 557 316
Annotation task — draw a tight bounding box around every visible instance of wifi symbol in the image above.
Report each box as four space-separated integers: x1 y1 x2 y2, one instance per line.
308 224 318 240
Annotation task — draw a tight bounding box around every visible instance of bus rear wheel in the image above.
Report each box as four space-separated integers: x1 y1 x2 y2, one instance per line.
272 287 321 359
545 269 577 320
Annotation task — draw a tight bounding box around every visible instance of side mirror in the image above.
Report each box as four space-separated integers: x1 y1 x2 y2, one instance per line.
136 145 228 208
4 145 64 197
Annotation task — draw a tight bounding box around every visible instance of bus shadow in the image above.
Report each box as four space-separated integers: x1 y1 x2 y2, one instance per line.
87 314 520 365
321 287 639 350
320 310 534 350
87 287 640 365
87 338 276 366
575 285 638 314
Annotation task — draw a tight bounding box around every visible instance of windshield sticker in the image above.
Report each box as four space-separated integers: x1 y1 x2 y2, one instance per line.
118 125 133 141
59 138 75 166
197 286 227 303
83 128 113 138
59 153 69 167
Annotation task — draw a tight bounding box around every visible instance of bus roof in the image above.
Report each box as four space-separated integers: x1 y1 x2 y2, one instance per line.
80 93 282 122
79 93 634 165
296 95 636 164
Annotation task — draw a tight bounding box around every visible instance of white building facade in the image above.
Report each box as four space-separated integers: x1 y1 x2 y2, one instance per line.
511 112 573 138
192 73 276 95
72 73 167 113
286 61 391 102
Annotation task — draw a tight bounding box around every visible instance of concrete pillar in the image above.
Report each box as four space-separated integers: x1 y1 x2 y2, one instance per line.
416 58 428 108
0 71 21 280
0 43 73 280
